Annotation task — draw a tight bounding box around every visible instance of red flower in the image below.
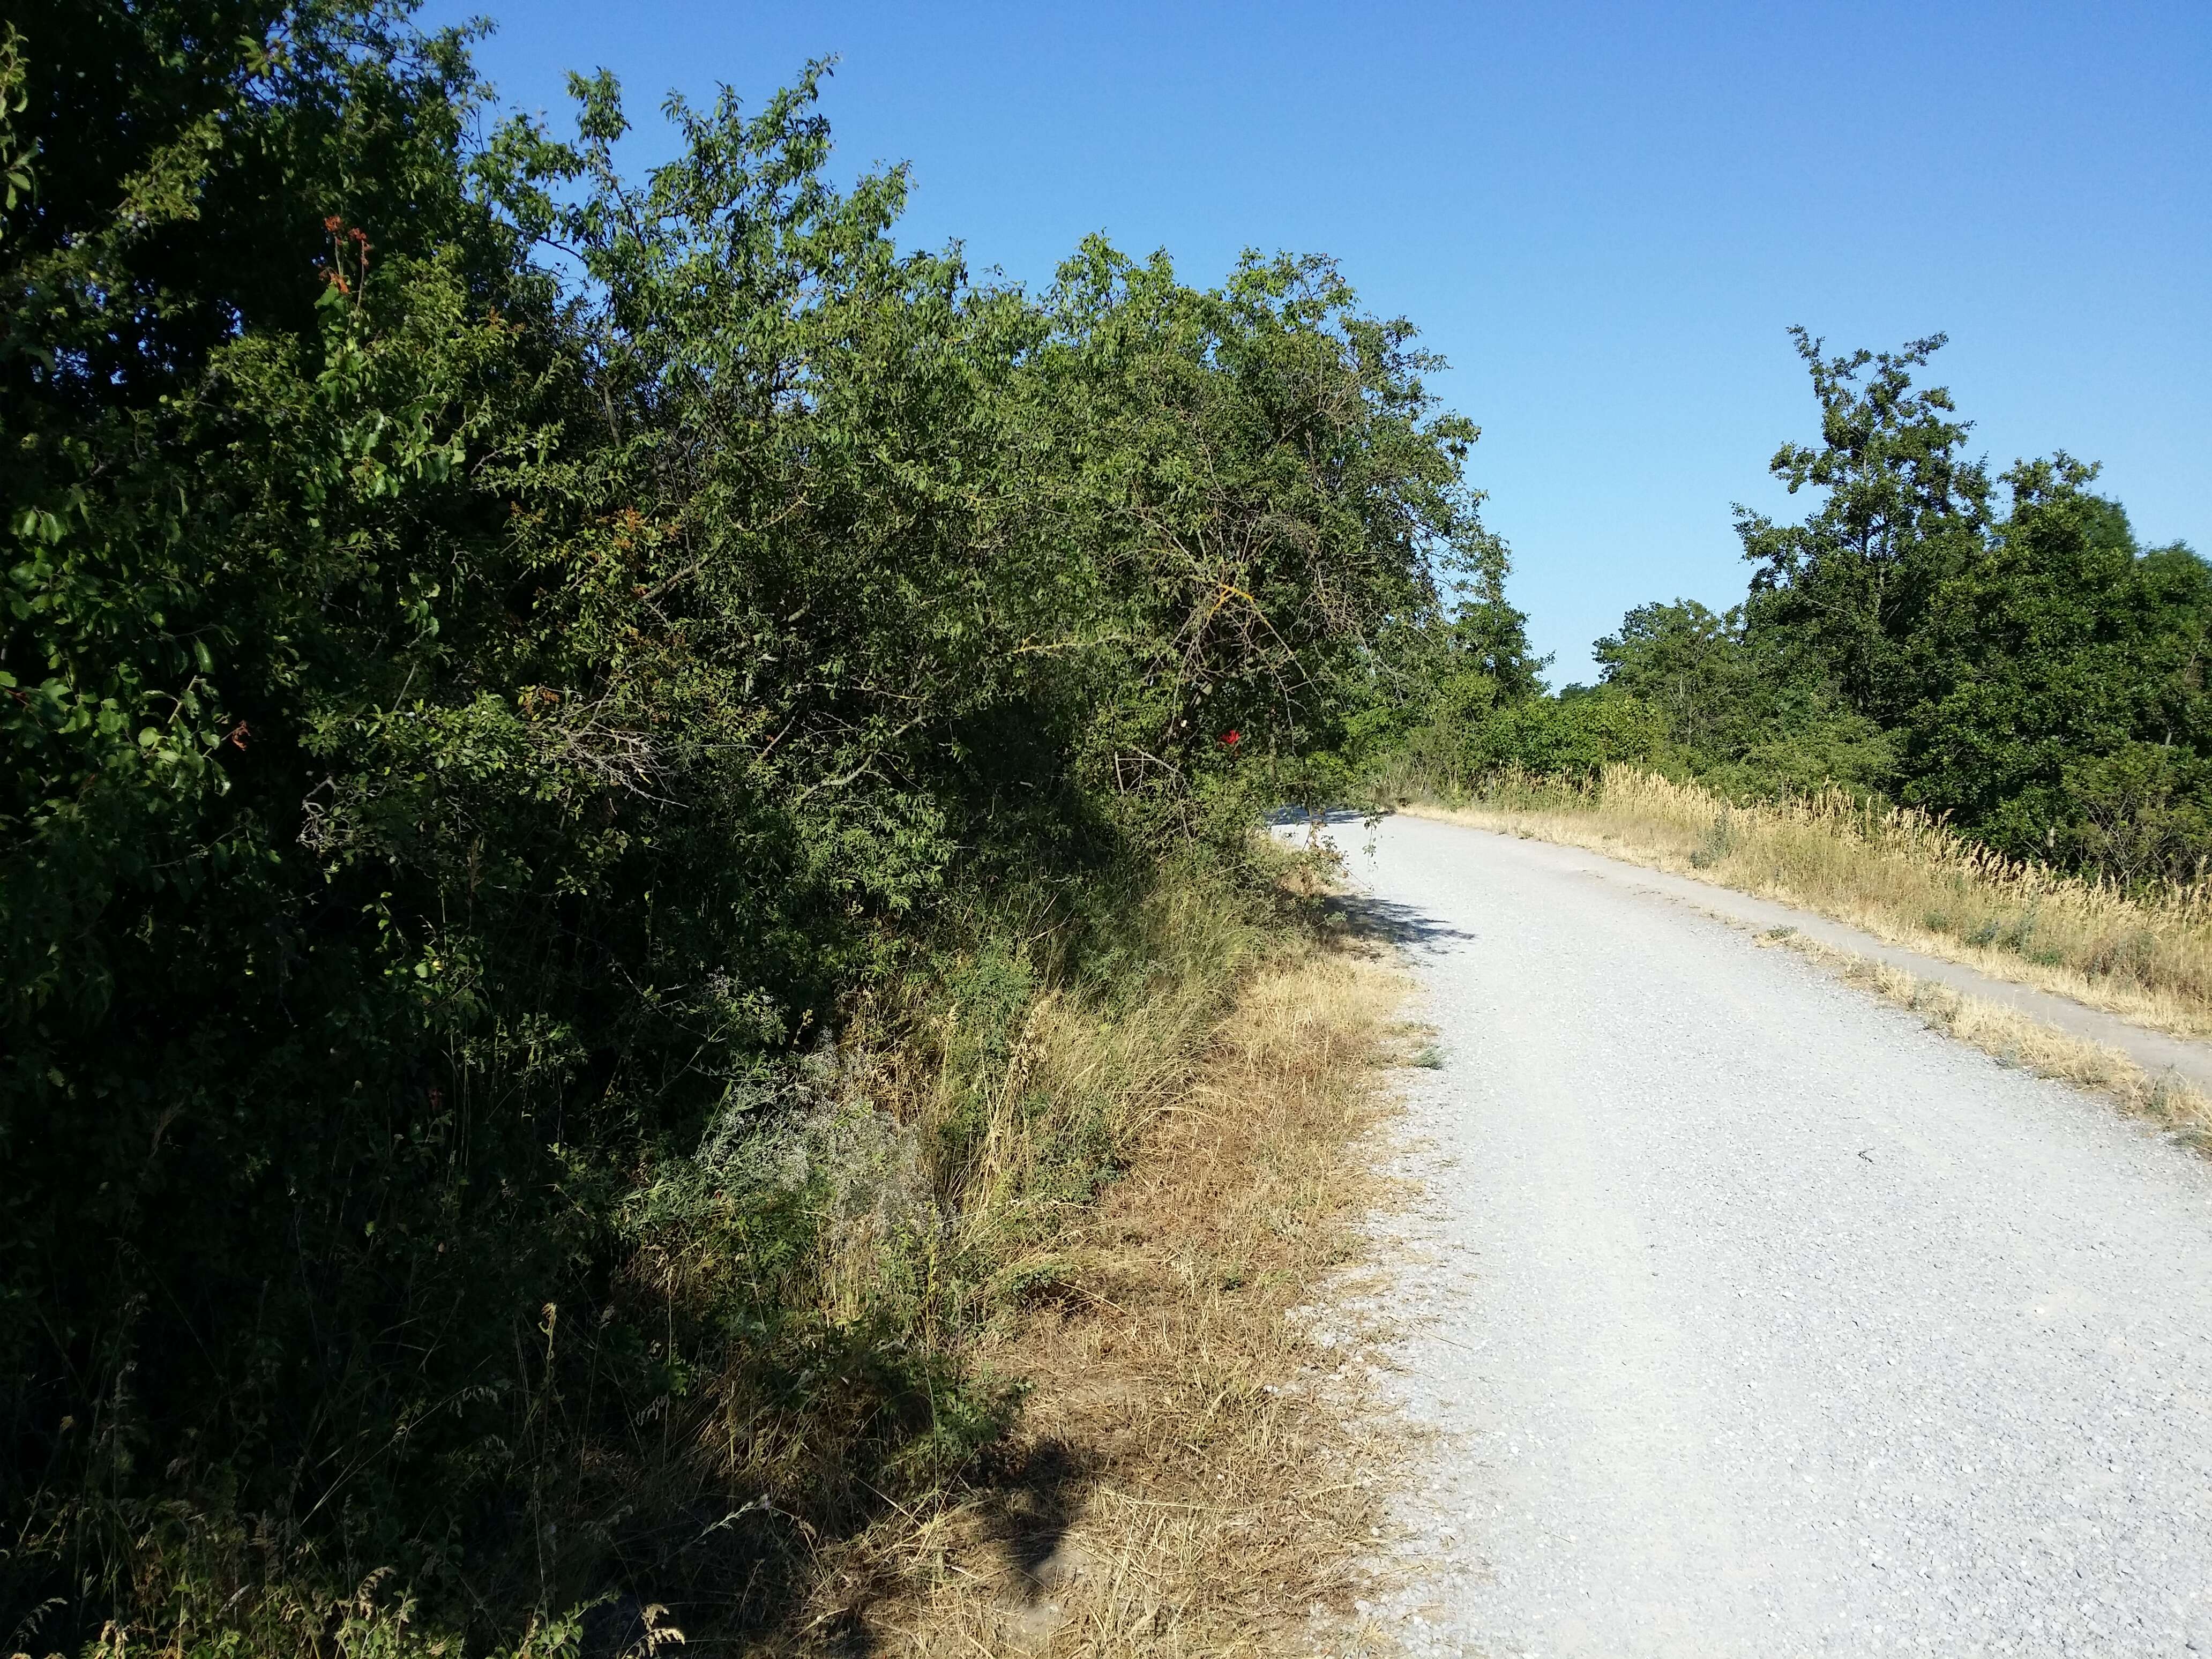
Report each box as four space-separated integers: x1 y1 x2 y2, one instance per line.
1220 729 1240 746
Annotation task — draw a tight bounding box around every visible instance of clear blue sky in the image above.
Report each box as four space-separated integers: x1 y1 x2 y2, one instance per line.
422 0 2210 683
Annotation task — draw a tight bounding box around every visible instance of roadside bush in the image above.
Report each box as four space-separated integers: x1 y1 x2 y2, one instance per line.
0 3 1478 1649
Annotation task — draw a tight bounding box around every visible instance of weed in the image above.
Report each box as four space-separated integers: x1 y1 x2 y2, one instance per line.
1688 808 1736 869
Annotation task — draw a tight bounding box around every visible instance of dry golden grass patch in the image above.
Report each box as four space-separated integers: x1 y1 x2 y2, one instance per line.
1757 928 2212 1148
1406 767 2212 1042
855 930 1411 1657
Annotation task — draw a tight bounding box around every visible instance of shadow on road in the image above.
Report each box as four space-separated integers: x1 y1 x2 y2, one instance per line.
1265 808 1475 954
1321 891 1476 954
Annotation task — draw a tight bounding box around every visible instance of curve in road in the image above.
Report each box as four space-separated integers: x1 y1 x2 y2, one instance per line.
1320 812 2212 1658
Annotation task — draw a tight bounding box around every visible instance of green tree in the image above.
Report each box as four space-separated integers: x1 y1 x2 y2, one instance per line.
1594 598 1746 754
1594 595 1896 794
1736 327 1992 721
1897 458 2212 870
1588 329 2211 880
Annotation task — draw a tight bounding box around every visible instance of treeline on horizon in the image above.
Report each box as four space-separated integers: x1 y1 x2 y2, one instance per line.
1376 330 2212 892
0 1 1478 1650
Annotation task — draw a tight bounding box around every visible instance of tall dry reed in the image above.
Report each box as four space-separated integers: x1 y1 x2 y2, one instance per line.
1408 766 2212 1040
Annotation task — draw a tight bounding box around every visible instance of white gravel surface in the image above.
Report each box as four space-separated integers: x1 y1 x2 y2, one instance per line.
1310 813 2212 1658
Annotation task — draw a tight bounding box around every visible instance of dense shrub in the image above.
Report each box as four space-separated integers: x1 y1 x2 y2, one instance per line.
0 3 1486 1647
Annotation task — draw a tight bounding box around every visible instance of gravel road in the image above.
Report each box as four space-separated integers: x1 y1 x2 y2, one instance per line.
1308 812 2212 1658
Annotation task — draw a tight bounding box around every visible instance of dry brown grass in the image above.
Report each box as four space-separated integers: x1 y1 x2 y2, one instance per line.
1757 928 2212 1148
838 928 1411 1657
1406 767 2212 1042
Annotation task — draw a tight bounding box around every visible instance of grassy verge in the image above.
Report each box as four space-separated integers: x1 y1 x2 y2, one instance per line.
819 902 1411 1656
1396 766 2212 1042
1754 928 2212 1149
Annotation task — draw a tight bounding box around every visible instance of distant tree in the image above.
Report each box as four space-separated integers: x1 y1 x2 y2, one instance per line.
1466 692 1665 777
1897 457 2212 869
1580 328 2212 882
1439 524 1546 705
1736 328 1992 722
1594 598 1746 754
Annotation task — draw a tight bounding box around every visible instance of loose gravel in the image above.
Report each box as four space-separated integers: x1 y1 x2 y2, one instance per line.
1313 812 2212 1658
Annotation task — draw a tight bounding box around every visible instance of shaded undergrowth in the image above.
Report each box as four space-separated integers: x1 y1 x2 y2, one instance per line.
10 851 1374 1659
